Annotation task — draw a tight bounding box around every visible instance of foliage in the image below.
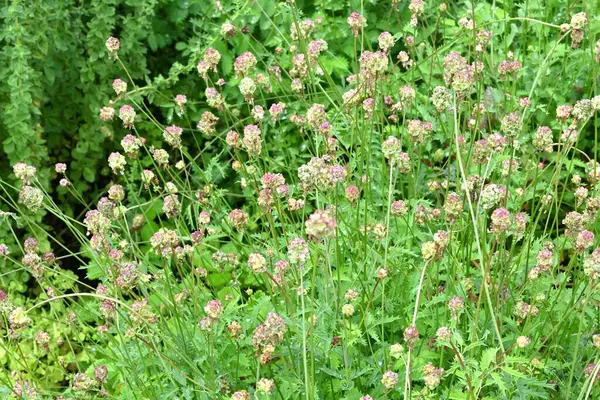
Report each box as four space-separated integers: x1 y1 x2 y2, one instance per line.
1 0 600 399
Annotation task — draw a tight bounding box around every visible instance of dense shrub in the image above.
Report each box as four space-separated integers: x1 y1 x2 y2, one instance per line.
2 0 600 399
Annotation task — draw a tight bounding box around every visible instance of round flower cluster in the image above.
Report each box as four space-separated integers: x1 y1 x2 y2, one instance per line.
359 51 388 75
444 192 464 221
9 307 32 331
347 12 366 37
291 54 310 78
513 212 528 239
252 105 265 121
239 77 256 102
408 0 424 27
99 106 115 121
197 48 221 78
108 152 127 175
19 186 44 212
174 94 187 114
261 173 286 189
381 370 398 390
345 185 360 203
584 247 600 279
423 363 445 390
150 228 180 256
269 102 286 121
242 124 262 157
404 325 419 349
516 335 531 348
120 134 144 157
570 12 587 48
572 99 595 121
378 31 395 52
431 86 452 112
490 207 511 234
470 139 490 164
290 19 315 41
288 237 309 266
389 200 408 217
118 105 136 129
497 59 522 76
476 30 493 50
533 126 553 153
221 22 236 37
21 241 45 280
13 162 37 184
55 163 67 174
162 125 183 149
421 241 438 261
389 343 404 359
486 133 507 152
575 230 595 253
228 209 249 231
129 297 158 325
448 296 465 319
442 51 471 92
479 183 506 210
398 84 416 105
105 36 120 59
306 104 328 131
513 300 539 321
305 209 336 239
563 211 585 240
83 210 111 236
406 119 433 143
72 372 96 392
256 378 275 394
231 390 250 400
162 194 180 218
381 136 411 172
436 326 453 341
287 198 305 211
397 51 412 69
112 78 127 96
248 253 267 273
197 111 219 135
204 47 222 69
116 262 140 290
297 157 341 191
252 312 287 363
556 104 573 120
204 299 223 320
226 131 241 148
500 112 523 139
233 51 257 77
341 303 355 317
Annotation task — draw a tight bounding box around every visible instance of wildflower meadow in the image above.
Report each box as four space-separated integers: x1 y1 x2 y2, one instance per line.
2 0 600 398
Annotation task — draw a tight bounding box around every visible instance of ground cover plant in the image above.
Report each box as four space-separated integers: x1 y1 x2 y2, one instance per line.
1 0 600 398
